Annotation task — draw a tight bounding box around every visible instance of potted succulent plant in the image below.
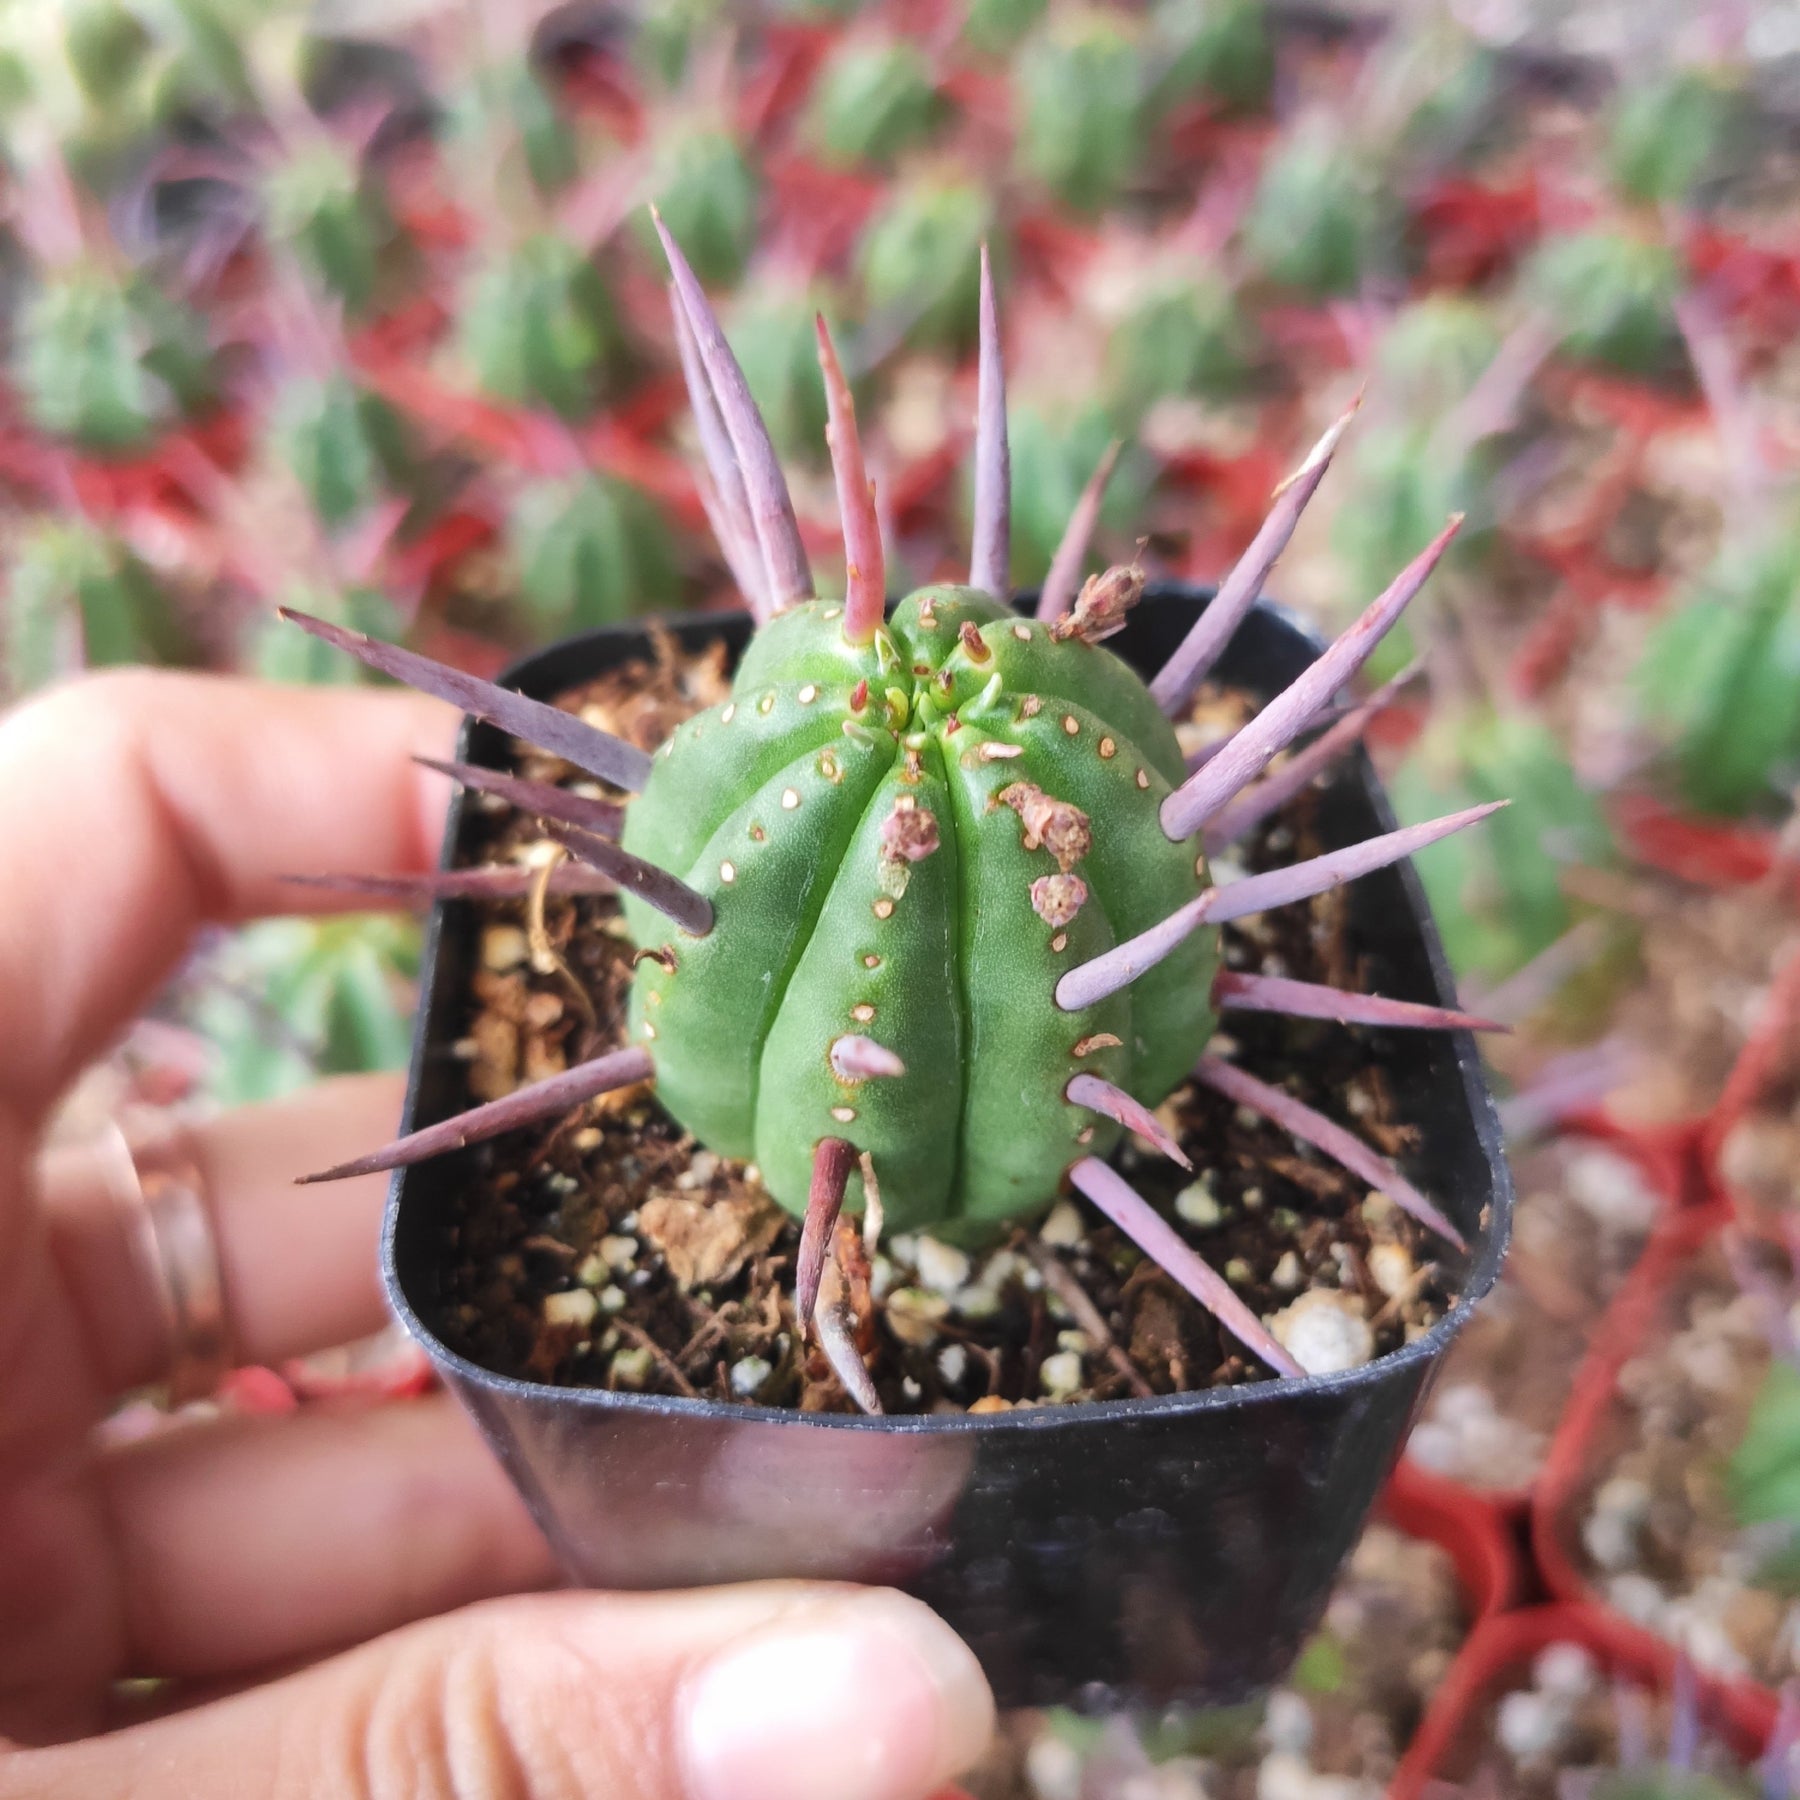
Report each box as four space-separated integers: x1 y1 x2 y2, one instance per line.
288 223 1512 1711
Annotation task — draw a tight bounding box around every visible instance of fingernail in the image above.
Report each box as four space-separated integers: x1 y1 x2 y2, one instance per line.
680 1591 994 1800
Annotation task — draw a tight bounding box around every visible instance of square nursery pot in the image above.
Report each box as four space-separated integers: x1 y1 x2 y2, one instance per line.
382 584 1513 1713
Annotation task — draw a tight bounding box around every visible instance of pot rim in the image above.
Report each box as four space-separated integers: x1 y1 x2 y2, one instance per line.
382 588 1513 1435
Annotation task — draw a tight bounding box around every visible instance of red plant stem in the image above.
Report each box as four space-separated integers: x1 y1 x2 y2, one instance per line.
816 315 886 645
796 1138 857 1334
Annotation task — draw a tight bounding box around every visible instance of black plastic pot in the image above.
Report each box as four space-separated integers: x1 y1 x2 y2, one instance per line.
382 586 1512 1713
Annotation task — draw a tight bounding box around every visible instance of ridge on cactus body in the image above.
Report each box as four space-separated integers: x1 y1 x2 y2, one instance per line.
292 216 1502 1395
619 581 1215 1236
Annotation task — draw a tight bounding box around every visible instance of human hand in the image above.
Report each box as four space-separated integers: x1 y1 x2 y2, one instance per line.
0 669 994 1800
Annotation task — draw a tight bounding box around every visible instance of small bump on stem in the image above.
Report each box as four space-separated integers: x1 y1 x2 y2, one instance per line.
829 1035 908 1082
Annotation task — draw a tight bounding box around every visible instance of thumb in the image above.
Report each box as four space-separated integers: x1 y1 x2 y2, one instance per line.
4 1583 995 1800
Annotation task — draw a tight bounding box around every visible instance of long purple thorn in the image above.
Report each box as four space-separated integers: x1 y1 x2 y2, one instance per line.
1192 1055 1466 1250
1213 970 1506 1033
1203 802 1502 923
796 1137 856 1334
672 296 768 618
968 244 1010 598
1150 397 1361 717
296 1047 654 1183
690 460 769 619
1065 1073 1191 1169
417 757 624 838
1068 1157 1303 1377
1160 516 1463 839
829 1035 907 1081
1184 701 1356 774
815 315 886 647
653 210 813 610
1203 661 1422 852
1037 438 1123 621
542 820 714 935
279 610 653 792
1056 802 1504 1012
281 866 616 903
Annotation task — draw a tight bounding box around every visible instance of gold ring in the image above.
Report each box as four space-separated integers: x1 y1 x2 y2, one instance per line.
99 1115 231 1406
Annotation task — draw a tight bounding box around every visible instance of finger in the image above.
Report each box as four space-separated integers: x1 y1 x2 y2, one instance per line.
41 1074 410 1396
96 1392 557 1679
7 1581 994 1800
0 671 457 1123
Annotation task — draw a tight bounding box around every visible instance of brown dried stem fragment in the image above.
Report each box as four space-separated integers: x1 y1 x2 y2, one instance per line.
996 783 1091 871
1024 1241 1153 1399
525 846 597 1034
1046 554 1144 646
797 1137 857 1334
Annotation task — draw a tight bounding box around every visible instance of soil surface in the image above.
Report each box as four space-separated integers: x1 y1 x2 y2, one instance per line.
1570 1235 1799 1687
1409 1135 1660 1493
422 629 1464 1414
